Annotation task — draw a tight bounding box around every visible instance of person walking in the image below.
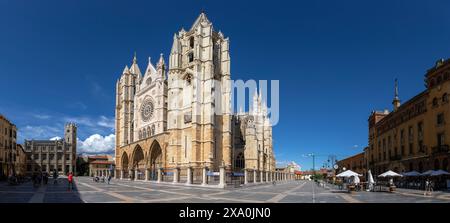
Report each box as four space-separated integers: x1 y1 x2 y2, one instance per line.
107 174 112 185
68 172 74 191
53 170 58 184
424 178 433 196
43 172 48 185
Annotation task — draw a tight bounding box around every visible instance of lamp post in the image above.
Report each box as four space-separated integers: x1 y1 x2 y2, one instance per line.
303 153 316 178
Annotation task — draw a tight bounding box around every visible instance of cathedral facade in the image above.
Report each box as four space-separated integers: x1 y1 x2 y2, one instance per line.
115 13 275 183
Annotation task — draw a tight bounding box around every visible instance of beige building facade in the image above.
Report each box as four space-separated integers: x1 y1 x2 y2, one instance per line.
24 123 77 175
114 13 279 186
0 114 18 178
367 59 450 175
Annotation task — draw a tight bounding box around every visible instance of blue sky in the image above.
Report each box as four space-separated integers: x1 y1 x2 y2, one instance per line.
1 0 450 169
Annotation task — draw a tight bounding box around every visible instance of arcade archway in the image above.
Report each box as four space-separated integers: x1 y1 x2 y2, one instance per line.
132 145 145 180
148 141 162 180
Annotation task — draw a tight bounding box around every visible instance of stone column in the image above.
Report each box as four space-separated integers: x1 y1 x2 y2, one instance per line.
253 169 257 183
129 170 133 180
244 169 248 185
173 167 179 183
120 169 123 180
218 165 226 188
145 168 149 181
134 169 139 180
266 171 269 183
201 166 208 186
157 168 162 183
186 166 192 185
260 170 264 183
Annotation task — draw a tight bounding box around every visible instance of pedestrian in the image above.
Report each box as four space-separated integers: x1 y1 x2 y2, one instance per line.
53 169 58 184
43 172 48 185
37 171 42 185
68 172 74 191
107 174 112 185
424 178 433 196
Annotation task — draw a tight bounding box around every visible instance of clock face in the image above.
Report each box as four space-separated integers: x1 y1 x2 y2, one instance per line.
140 99 154 122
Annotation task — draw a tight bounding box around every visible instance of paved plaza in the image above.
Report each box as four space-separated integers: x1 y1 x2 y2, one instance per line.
1 177 450 203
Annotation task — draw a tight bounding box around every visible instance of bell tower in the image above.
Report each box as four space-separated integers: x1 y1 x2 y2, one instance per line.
167 12 232 169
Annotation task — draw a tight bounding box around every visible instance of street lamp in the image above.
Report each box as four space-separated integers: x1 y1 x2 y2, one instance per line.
303 153 315 176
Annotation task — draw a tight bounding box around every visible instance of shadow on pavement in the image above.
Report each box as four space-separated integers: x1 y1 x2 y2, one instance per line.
36 178 84 203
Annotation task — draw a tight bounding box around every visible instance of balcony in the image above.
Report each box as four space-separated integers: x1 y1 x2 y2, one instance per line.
432 145 449 155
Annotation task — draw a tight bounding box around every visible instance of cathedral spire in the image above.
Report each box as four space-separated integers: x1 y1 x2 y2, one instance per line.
157 53 166 79
129 52 142 77
144 56 156 77
123 65 129 74
171 33 179 54
392 78 401 111
190 11 211 31
157 53 165 67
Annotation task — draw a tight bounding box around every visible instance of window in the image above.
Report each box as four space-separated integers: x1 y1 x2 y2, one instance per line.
432 97 438 107
400 129 405 144
443 93 449 103
408 126 414 141
189 37 194 48
418 140 424 153
437 133 445 146
437 113 445 125
409 143 413 155
188 52 194 63
437 76 443 84
235 153 245 169
418 122 424 139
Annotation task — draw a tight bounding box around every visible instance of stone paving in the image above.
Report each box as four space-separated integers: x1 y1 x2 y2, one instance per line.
0 177 449 203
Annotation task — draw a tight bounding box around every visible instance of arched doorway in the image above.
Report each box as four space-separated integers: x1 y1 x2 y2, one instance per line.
235 152 245 171
148 141 162 181
132 145 145 180
122 152 129 178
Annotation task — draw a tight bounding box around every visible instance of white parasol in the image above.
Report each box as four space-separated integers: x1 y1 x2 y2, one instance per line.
368 170 375 184
336 170 362 178
378 170 402 178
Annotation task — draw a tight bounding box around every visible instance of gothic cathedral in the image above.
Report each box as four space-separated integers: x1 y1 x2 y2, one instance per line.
115 13 275 182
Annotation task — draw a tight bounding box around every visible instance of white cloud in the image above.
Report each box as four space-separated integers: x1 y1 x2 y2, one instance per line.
49 136 62 140
32 114 51 120
77 134 115 154
97 116 115 130
20 125 61 141
63 116 95 127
